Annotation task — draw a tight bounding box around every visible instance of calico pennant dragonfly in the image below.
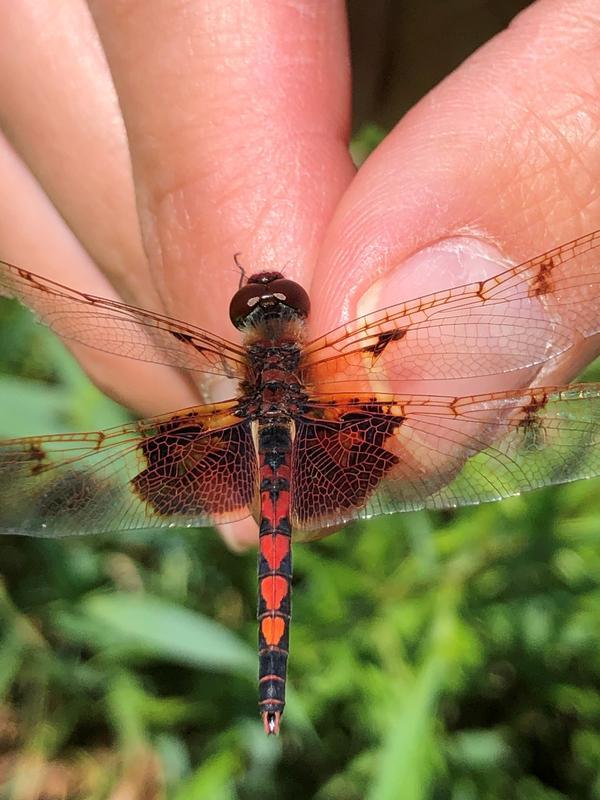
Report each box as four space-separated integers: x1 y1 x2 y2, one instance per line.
1 230 600 735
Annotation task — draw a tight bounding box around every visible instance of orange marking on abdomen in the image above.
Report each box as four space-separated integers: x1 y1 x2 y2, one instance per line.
261 616 286 646
260 534 290 570
260 575 288 610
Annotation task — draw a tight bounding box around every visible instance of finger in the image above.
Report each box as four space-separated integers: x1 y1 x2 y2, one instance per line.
0 131 198 417
0 0 160 309
88 0 355 345
312 0 600 392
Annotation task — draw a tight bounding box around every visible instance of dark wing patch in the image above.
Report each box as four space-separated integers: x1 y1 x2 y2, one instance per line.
291 400 404 530
133 412 257 516
363 329 406 362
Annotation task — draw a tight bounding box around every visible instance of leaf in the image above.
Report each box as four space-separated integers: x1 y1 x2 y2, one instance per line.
173 751 238 800
81 592 255 674
0 375 69 436
367 592 461 800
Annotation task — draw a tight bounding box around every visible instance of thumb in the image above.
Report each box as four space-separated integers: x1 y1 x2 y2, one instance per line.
312 0 600 393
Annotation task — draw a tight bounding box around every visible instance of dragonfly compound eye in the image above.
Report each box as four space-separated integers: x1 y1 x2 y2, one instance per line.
229 272 310 328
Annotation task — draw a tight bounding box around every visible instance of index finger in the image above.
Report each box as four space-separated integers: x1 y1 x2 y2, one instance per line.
88 0 355 353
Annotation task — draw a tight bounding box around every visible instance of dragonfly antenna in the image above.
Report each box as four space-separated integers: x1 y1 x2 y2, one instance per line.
233 252 246 288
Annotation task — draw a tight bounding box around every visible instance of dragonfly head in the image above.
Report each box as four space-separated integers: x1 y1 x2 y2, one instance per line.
229 271 310 330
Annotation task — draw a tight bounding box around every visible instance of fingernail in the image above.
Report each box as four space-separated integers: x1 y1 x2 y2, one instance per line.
357 237 509 317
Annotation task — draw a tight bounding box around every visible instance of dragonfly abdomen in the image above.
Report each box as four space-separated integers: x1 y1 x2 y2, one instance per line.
257 421 293 735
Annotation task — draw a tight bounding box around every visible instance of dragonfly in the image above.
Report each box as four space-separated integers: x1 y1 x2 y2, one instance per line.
1 230 600 735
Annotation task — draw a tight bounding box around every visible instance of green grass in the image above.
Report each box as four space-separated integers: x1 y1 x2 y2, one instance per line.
2 285 600 798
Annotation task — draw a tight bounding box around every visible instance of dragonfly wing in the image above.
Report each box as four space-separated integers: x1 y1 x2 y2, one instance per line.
302 230 600 391
291 385 600 538
0 401 258 536
0 260 246 378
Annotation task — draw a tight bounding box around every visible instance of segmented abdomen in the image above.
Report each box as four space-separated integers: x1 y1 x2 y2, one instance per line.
257 422 293 735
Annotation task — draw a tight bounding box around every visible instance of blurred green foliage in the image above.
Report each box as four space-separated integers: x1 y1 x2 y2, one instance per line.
2 224 600 797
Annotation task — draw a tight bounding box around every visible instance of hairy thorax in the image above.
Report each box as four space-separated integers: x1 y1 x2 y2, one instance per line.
236 317 309 420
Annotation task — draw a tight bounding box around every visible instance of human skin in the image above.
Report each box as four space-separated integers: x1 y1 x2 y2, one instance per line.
0 0 598 548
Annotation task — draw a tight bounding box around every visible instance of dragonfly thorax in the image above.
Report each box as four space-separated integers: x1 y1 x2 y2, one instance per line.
237 338 309 419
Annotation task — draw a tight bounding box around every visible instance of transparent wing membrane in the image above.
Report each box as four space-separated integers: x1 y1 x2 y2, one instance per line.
0 260 246 378
303 231 600 391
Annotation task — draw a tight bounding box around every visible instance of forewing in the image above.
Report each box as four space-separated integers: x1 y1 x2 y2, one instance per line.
0 401 258 536
0 260 246 378
291 385 600 538
302 230 600 391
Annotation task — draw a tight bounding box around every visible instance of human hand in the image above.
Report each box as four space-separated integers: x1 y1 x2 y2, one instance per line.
0 0 598 548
